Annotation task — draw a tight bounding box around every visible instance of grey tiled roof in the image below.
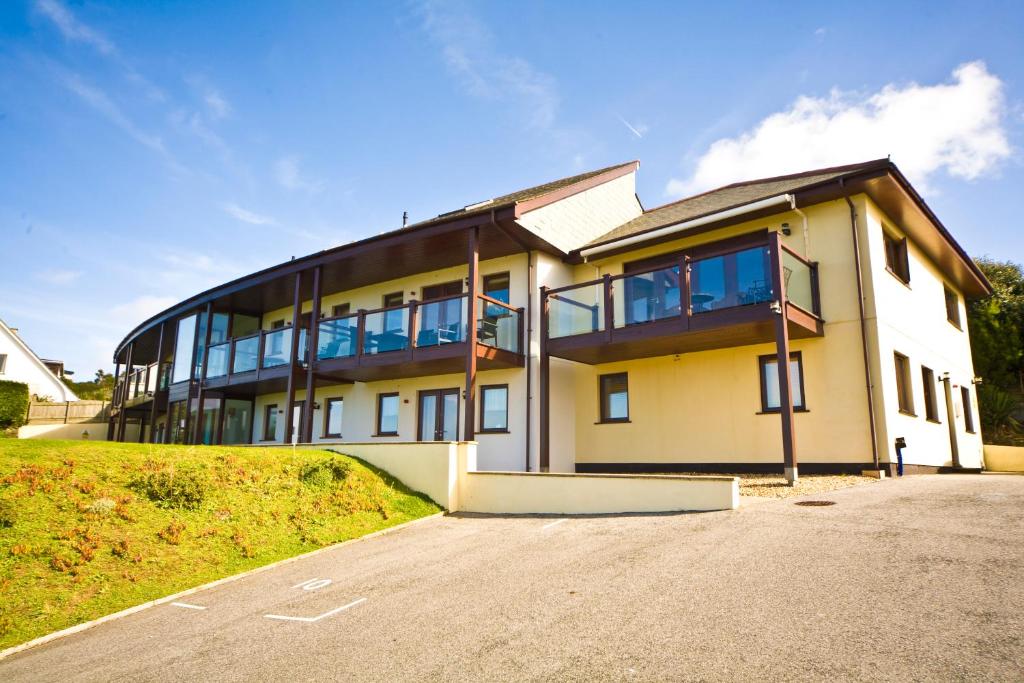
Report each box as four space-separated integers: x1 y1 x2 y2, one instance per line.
584 159 889 249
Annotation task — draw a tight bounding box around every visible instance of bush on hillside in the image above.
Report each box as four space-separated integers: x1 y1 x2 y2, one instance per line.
129 467 208 510
0 381 29 429
299 457 352 488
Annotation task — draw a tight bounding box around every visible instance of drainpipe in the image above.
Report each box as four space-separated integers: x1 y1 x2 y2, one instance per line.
789 196 810 258
841 179 881 472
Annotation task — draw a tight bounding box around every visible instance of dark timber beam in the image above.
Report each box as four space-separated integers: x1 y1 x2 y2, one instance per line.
149 322 164 443
301 266 322 443
192 303 214 445
181 308 203 445
769 231 798 484
117 343 133 442
107 361 120 440
539 285 550 472
464 225 479 442
283 271 303 444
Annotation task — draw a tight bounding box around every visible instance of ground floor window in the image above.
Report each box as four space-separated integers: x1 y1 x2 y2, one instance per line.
324 397 343 438
480 384 508 432
262 404 278 441
759 352 805 412
599 373 629 423
168 400 188 443
376 393 399 436
894 352 915 415
222 399 252 444
922 366 939 422
962 386 975 433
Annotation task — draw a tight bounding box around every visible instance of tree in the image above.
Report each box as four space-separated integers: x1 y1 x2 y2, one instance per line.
61 369 116 401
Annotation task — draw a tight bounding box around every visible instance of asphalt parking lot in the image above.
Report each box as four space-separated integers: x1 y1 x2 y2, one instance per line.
2 474 1022 682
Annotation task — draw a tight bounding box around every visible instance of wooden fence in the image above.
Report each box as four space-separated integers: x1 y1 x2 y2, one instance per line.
26 400 110 424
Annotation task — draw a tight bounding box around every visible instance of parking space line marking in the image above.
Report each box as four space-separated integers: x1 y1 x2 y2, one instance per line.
541 518 568 530
171 602 207 610
292 577 332 590
264 597 367 623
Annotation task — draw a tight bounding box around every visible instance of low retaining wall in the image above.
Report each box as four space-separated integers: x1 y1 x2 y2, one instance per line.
313 443 459 509
984 445 1024 473
17 423 109 441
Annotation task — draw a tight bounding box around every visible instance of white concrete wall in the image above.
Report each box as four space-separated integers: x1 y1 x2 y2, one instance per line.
18 423 108 440
0 325 76 401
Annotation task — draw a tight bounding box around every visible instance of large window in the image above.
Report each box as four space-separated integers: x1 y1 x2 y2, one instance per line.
759 352 806 412
376 392 400 436
962 386 975 433
222 399 252 445
894 352 915 415
883 232 910 284
944 286 961 329
331 303 351 318
262 404 278 441
922 366 939 422
599 373 629 423
480 384 509 432
171 314 197 384
324 397 344 438
482 272 511 316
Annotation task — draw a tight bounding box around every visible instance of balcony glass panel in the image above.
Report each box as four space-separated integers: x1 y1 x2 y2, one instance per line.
477 298 520 353
363 307 409 354
417 296 467 347
690 246 773 313
146 364 158 393
297 328 308 365
206 342 229 378
171 314 197 384
261 327 292 368
782 251 814 313
614 266 681 328
317 316 358 360
232 335 259 373
548 283 604 338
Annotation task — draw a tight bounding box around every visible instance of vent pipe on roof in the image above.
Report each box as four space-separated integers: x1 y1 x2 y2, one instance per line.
403 211 408 228
579 193 795 261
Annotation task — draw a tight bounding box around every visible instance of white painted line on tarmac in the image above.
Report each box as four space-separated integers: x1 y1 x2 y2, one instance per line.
171 602 207 610
292 577 332 591
541 518 568 531
264 597 367 623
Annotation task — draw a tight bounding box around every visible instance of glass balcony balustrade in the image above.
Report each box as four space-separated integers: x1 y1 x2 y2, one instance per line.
232 335 259 373
548 283 604 339
205 342 230 378
416 296 467 347
689 246 773 313
261 327 292 368
317 315 359 360
477 297 520 353
615 265 681 328
363 307 410 355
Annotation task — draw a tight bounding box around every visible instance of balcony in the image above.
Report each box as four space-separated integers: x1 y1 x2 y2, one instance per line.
542 235 823 364
202 293 524 391
115 361 166 409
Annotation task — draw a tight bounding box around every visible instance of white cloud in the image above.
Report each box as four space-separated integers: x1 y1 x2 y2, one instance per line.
222 202 276 226
204 88 230 120
35 0 116 55
617 115 648 139
109 295 178 326
417 0 559 129
667 61 1011 197
34 268 82 285
274 156 325 194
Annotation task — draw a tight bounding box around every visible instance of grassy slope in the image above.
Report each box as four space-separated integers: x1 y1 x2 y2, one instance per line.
0 440 440 648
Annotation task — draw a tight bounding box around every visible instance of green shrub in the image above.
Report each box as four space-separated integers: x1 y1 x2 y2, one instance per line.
979 385 1021 431
130 468 208 510
0 499 16 528
0 381 29 429
299 458 352 489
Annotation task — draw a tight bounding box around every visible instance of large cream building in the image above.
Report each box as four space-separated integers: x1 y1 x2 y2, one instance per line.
109 159 989 481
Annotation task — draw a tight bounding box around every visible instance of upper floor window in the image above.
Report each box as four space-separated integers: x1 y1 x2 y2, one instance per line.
894 352 915 416
759 352 806 412
270 319 285 329
599 373 629 423
483 272 511 304
0 353 6 374
944 286 961 329
921 366 939 422
883 232 910 285
331 303 351 318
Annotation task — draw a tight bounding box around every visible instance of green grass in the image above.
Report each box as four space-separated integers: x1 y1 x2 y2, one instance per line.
0 440 441 648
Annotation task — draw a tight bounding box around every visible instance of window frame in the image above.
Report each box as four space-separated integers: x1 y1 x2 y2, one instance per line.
261 404 278 441
270 319 285 329
479 384 510 433
962 386 976 434
375 392 400 436
482 272 511 303
331 303 351 319
598 372 630 424
894 352 916 416
758 352 807 413
921 366 940 423
0 353 6 374
944 286 962 329
883 231 911 285
382 292 404 308
323 397 344 438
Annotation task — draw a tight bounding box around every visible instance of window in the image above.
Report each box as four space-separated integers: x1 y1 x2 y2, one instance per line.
383 292 404 308
270 319 285 329
599 373 629 423
944 286 961 328
382 292 405 334
759 352 806 412
0 353 6 374
962 386 975 433
421 281 462 301
883 232 910 284
922 366 939 422
376 393 399 436
323 397 343 438
480 385 509 432
262 404 278 441
331 303 351 318
483 272 511 303
894 352 915 415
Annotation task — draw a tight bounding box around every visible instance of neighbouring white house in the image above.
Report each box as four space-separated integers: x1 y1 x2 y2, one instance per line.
0 319 77 402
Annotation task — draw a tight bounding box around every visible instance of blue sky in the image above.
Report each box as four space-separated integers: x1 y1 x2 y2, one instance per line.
1 0 1023 377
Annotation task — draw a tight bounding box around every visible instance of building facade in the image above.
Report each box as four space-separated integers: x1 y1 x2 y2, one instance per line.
0 319 77 402
109 159 989 479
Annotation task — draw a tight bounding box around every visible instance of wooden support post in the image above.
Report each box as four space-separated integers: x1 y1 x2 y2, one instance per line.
283 271 303 444
107 360 120 440
192 303 214 445
603 274 613 340
149 323 164 443
464 225 479 442
181 309 203 445
117 343 133 442
301 266 322 443
539 285 550 472
770 231 798 485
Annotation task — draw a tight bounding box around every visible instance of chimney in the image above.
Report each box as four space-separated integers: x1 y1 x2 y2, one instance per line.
402 211 408 228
